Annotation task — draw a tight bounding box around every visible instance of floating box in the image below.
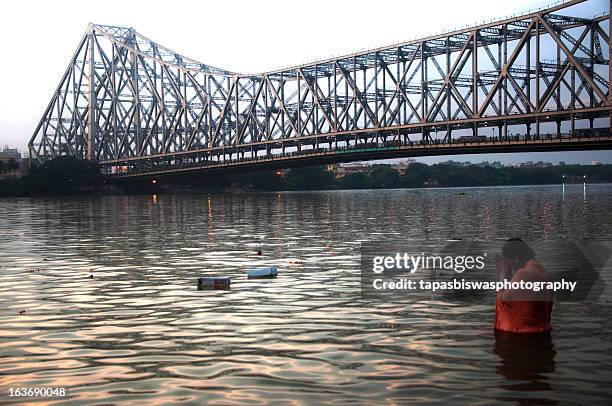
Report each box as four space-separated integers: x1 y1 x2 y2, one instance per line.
247 267 278 279
197 276 231 290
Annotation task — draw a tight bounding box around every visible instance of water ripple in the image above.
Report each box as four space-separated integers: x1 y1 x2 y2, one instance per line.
1 185 612 404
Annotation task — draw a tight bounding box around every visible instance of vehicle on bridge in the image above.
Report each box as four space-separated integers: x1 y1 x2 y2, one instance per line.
456 136 488 143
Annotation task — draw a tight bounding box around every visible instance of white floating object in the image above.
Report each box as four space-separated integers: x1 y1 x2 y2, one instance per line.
247 267 278 279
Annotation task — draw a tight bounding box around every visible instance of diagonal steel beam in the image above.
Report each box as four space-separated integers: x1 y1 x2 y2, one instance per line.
538 15 608 105
479 19 536 116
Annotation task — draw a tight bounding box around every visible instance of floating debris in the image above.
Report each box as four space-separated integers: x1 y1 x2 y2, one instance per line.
247 267 278 279
197 276 231 290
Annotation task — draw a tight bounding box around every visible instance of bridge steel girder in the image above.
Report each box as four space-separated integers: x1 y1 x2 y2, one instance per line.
28 0 612 177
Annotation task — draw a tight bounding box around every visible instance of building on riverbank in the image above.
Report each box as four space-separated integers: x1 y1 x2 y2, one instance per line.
0 146 21 162
328 160 416 178
0 146 25 179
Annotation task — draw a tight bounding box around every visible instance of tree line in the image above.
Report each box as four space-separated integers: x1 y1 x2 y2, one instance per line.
0 157 102 197
224 163 612 191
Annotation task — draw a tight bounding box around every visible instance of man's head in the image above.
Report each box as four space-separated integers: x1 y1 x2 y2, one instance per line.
501 238 535 271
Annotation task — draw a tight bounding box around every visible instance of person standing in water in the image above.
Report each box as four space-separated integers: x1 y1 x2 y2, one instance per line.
495 238 553 333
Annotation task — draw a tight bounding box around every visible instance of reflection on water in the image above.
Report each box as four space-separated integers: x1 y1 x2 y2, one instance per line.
1 184 612 404
494 331 557 404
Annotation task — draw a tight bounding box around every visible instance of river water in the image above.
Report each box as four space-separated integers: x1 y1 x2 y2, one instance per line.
1 184 611 405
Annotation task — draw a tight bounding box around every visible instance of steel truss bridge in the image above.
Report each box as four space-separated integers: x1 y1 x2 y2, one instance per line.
29 0 612 179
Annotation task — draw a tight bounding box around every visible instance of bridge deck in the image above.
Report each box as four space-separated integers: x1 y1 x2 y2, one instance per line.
107 134 612 179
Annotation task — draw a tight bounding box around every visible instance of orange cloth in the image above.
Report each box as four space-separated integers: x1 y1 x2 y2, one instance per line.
495 260 553 333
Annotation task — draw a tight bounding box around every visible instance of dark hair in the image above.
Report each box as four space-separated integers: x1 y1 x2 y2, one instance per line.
501 238 535 268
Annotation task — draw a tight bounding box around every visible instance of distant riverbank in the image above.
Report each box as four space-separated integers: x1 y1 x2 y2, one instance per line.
1 156 612 197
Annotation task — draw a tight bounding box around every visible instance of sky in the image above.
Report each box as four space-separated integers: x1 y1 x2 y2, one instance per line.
0 0 609 165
